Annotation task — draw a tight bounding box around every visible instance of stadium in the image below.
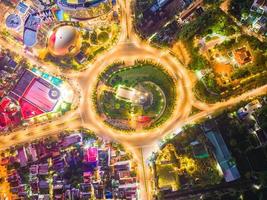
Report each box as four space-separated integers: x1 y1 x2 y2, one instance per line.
8 69 61 119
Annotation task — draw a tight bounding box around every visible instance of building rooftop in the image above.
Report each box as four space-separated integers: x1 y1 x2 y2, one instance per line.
84 147 98 163
233 47 252 65
202 121 241 182
9 69 61 119
17 147 28 167
0 55 18 73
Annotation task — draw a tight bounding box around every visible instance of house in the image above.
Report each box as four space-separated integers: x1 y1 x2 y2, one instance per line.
75 51 86 64
244 100 262 113
80 183 91 199
84 147 98 163
118 170 131 180
17 184 27 197
0 97 20 129
0 112 11 129
70 188 80 200
248 0 267 36
60 133 82 148
138 0 190 37
28 144 38 162
0 97 11 112
253 16 267 34
30 177 39 194
114 160 130 172
179 0 204 23
237 100 262 120
29 165 38 176
84 147 98 169
80 192 91 199
38 194 50 200
53 180 64 199
233 47 252 66
98 148 110 170
38 163 49 175
83 172 92 183
118 171 136 186
52 156 65 172
8 170 21 188
17 147 28 167
118 183 138 200
251 0 267 13
39 180 49 190
36 142 49 159
0 54 18 73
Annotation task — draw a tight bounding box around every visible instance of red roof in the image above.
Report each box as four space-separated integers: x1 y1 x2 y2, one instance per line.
19 98 44 119
9 69 60 120
0 113 11 127
233 47 252 65
17 76 59 120
137 116 151 123
0 97 11 112
0 90 5 98
84 147 98 163
0 157 9 165
23 79 58 112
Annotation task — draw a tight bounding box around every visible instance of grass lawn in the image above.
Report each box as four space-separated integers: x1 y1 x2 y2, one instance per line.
107 64 174 93
157 164 180 191
101 91 131 119
107 64 176 128
142 82 165 117
107 64 175 111
97 62 177 130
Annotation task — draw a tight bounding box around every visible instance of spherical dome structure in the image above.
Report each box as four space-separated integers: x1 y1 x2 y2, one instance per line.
48 25 81 57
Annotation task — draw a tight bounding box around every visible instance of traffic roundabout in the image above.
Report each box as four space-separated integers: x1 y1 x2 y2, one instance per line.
94 61 177 132
76 42 193 144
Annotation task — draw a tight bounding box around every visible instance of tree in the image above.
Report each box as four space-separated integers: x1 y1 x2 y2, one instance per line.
98 31 109 43
90 31 98 45
83 31 90 40
81 42 90 52
231 68 251 80
229 0 254 19
258 105 267 132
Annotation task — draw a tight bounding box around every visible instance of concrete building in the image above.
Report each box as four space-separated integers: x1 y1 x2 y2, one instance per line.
202 120 241 182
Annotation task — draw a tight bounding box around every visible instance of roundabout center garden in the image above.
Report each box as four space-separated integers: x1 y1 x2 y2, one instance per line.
94 60 177 132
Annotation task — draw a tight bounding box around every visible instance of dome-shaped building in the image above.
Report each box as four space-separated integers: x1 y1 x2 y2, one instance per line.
48 25 81 57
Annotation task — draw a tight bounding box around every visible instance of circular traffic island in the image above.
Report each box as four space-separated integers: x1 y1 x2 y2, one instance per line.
94 61 177 132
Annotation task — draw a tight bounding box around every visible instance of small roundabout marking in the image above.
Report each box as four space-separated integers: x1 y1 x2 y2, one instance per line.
49 88 61 100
